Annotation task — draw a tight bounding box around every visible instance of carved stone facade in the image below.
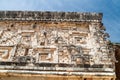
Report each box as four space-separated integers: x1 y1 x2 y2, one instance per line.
0 11 116 80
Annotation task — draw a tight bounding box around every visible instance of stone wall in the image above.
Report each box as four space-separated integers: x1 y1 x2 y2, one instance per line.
0 11 116 80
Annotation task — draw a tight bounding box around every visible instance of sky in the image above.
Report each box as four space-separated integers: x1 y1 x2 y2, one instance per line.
0 0 119 43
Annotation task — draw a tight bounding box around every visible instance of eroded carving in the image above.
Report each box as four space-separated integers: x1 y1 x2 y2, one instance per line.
0 12 115 74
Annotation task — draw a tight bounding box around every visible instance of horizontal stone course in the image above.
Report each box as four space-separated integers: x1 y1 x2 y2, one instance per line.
0 11 102 22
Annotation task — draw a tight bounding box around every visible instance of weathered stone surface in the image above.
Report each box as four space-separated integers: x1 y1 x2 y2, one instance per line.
0 11 102 22
0 11 116 80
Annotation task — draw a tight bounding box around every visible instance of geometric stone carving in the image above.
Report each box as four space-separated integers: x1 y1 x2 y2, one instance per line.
0 11 116 79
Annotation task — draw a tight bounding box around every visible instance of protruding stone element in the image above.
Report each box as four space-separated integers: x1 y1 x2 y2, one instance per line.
0 11 102 22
